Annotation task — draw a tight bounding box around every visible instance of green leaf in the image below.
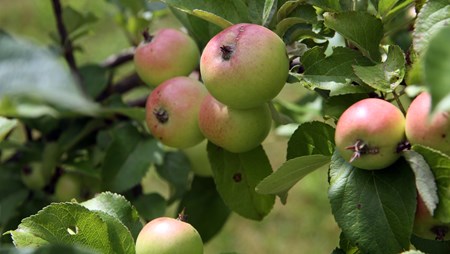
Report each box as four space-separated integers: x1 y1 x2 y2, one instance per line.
79 65 109 99
275 3 318 37
324 11 383 62
287 121 335 159
378 0 400 17
99 107 146 122
403 150 438 215
410 234 450 254
262 0 278 26
178 176 231 243
62 6 98 42
255 155 330 197
307 0 342 11
102 123 163 193
413 0 450 55
207 142 275 220
322 93 369 120
423 26 450 113
353 45 406 93
328 152 416 254
295 46 374 96
163 0 250 28
81 192 142 240
0 33 98 115
0 117 17 141
155 151 191 202
0 244 97 254
9 203 134 254
413 145 450 223
132 193 166 221
0 165 28 226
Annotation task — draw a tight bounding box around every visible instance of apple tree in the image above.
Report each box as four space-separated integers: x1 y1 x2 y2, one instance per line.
0 0 449 253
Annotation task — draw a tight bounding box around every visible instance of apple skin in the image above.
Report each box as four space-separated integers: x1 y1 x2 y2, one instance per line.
200 23 289 109
21 163 47 190
134 28 200 87
198 94 272 153
53 173 82 202
135 217 203 254
413 193 450 241
335 98 406 170
182 140 213 177
146 77 207 148
405 92 450 156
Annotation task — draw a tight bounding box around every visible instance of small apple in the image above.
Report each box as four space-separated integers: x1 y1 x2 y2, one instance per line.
134 28 200 86
53 173 82 202
405 92 450 155
413 193 450 241
135 216 203 254
182 140 213 177
146 77 207 148
198 94 272 153
21 163 47 190
200 23 289 109
335 98 406 170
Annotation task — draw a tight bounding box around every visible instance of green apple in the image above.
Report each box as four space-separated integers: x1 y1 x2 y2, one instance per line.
405 92 450 156
53 173 82 202
135 217 203 254
134 28 200 86
182 140 213 177
21 163 47 190
198 94 272 153
200 23 289 109
413 193 450 241
146 77 207 148
335 98 405 170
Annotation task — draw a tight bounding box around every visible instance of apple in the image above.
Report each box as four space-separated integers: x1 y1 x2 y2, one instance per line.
200 23 289 109
182 140 213 177
146 77 207 148
53 173 82 202
135 217 203 254
405 92 450 155
134 28 200 86
21 163 47 190
413 193 450 241
335 98 406 170
198 94 272 153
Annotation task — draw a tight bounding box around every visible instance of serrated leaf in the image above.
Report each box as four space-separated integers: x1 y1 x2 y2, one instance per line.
413 145 450 223
0 117 17 141
328 152 416 254
324 11 383 62
296 46 374 96
413 0 450 55
178 176 231 243
256 154 330 196
423 26 450 114
0 33 98 115
403 150 438 215
287 121 335 159
81 192 142 239
207 142 275 220
9 203 134 254
353 45 406 93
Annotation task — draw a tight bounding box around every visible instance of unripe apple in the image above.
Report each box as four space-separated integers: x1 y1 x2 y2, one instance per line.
21 163 47 190
146 77 207 148
413 193 450 241
53 173 82 202
134 28 200 86
405 92 450 155
135 217 203 254
335 98 406 170
200 23 289 109
182 140 213 177
198 94 272 153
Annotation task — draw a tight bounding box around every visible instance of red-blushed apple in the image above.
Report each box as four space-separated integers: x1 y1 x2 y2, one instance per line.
198 94 272 153
200 23 289 109
413 193 450 241
135 217 203 254
405 92 450 156
134 28 200 86
335 98 406 170
146 77 207 148
182 140 213 177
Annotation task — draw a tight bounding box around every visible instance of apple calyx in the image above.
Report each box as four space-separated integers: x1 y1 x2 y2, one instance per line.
142 28 153 43
153 108 169 124
345 139 379 163
177 208 188 222
431 225 449 241
220 45 234 60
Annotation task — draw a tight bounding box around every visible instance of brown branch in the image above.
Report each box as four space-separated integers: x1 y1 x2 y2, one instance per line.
96 73 146 101
101 47 136 69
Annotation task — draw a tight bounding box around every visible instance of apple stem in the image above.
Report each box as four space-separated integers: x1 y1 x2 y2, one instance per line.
178 208 188 222
142 28 153 43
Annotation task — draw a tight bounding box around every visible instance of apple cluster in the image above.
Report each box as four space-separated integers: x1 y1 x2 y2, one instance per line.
136 24 289 154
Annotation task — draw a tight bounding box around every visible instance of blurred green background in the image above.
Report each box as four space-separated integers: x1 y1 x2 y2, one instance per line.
0 0 340 253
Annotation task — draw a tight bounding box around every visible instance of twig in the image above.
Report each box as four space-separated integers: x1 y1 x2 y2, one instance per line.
96 73 146 101
101 47 136 69
392 90 406 115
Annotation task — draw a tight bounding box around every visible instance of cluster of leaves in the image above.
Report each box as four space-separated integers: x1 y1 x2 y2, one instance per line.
0 0 449 253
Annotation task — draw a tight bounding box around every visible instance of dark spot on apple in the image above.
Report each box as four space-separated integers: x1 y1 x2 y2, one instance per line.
356 204 362 209
431 225 449 241
232 173 242 182
396 140 411 153
153 108 169 124
442 133 447 139
220 45 234 60
22 165 32 175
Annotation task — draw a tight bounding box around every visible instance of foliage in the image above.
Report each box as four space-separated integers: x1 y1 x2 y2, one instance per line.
0 0 449 253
